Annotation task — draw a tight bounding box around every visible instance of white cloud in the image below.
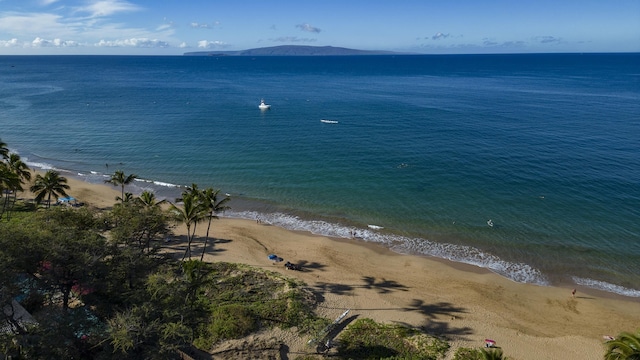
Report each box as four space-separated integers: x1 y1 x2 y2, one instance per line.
190 21 220 29
197 40 228 49
0 38 21 47
32 37 79 47
535 36 562 44
0 13 71 37
156 23 173 32
432 32 450 40
296 23 321 33
190 22 209 29
0 3 183 53
271 36 317 43
75 0 142 18
482 39 526 48
96 38 169 48
179 42 188 48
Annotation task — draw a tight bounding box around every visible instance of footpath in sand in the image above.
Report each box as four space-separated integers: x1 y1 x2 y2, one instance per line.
52 174 640 359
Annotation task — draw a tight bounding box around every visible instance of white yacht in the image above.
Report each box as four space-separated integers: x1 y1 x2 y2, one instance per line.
259 99 271 110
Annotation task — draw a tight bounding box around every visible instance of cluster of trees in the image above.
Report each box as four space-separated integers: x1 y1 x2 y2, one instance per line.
0 140 32 220
0 139 239 358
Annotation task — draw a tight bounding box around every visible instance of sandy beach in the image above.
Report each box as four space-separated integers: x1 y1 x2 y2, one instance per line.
34 172 640 359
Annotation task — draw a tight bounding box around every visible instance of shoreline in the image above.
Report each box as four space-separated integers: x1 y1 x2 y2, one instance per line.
29 165 640 300
24 169 640 359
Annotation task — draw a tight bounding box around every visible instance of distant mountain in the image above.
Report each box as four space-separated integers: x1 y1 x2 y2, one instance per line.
184 45 404 56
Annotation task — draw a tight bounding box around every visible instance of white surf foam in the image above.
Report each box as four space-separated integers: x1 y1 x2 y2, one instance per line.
226 210 549 286
134 178 181 188
572 277 640 298
24 161 54 170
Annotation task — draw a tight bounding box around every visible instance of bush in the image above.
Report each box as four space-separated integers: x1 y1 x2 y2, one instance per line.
337 318 449 360
194 304 256 350
453 347 482 360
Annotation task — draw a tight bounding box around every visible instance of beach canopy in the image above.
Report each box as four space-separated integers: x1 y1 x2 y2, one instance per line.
484 339 496 348
58 196 76 203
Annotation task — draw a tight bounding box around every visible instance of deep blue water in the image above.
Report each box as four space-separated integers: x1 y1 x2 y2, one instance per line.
1 53 639 297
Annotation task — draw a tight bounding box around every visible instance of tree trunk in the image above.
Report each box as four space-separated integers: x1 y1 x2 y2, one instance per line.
201 216 213 261
62 284 72 310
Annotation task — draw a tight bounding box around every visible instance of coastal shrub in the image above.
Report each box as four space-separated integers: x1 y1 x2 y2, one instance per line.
604 329 640 360
453 347 508 360
453 347 482 359
208 304 256 341
337 318 450 360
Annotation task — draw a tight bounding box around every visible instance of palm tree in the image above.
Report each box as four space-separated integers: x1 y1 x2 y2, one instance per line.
0 139 9 161
0 154 31 220
605 329 640 360
105 170 137 203
169 191 205 261
116 192 135 203
5 153 31 184
176 183 200 203
29 170 70 208
136 190 166 208
199 187 230 261
0 164 20 217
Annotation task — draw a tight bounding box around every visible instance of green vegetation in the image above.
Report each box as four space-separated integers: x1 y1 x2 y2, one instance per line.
104 170 137 203
335 318 450 360
604 329 640 360
0 204 322 358
453 347 509 360
29 170 71 209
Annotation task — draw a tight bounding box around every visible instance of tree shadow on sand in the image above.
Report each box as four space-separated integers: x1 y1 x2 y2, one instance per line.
310 276 410 310
313 282 355 296
401 299 473 339
313 276 409 297
361 276 409 294
162 235 233 260
293 260 327 272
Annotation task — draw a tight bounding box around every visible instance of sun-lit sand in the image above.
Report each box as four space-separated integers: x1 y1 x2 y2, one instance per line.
29 171 640 359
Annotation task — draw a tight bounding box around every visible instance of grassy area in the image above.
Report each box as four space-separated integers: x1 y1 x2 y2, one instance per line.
183 262 454 359
333 318 450 360
188 261 328 350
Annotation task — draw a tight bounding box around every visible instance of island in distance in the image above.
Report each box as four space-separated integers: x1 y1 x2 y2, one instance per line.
184 45 408 56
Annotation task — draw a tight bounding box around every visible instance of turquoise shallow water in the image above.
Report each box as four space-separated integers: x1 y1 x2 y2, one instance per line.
1 54 639 296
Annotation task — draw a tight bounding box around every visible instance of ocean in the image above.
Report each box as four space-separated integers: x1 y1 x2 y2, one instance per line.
1 53 639 297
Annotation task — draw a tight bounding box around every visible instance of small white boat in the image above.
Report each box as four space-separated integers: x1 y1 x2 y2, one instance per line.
320 119 339 124
487 219 494 227
258 99 271 110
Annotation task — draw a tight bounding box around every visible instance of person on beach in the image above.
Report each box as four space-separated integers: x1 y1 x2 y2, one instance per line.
572 289 576 298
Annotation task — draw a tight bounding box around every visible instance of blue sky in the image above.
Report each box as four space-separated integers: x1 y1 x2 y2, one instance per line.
0 0 638 55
